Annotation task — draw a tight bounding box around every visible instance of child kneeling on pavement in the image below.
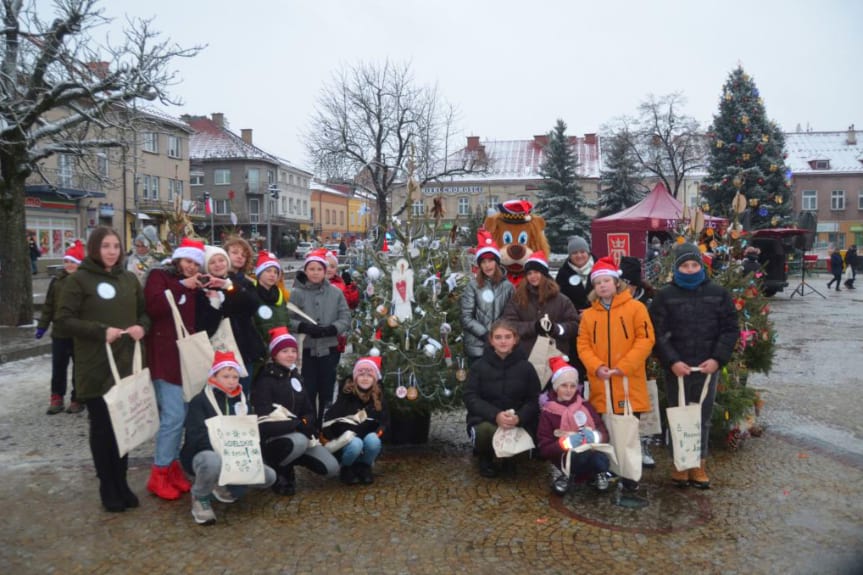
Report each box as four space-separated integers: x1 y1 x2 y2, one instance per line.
321 355 389 485
181 351 276 525
252 327 339 496
537 357 611 495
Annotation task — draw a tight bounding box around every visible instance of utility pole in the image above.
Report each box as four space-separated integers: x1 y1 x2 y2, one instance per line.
267 183 279 252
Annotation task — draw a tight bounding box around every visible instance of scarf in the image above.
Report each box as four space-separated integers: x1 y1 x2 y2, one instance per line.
674 269 706 290
567 257 594 285
208 377 242 398
542 395 595 432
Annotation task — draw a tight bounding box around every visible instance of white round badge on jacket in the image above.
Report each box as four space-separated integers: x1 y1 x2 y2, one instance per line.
569 275 582 286
257 305 273 320
481 289 494 303
291 377 303 392
96 282 116 299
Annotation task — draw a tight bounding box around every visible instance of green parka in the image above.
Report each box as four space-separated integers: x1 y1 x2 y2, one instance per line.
56 257 150 400
37 270 72 338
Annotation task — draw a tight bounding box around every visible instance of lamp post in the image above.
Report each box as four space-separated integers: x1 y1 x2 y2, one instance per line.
267 184 279 252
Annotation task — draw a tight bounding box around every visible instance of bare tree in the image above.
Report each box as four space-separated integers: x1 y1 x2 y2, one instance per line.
609 93 707 199
0 0 200 325
305 61 485 243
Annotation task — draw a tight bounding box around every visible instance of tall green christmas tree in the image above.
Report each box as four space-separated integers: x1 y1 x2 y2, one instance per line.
340 167 471 422
703 66 792 229
597 130 647 217
536 119 591 251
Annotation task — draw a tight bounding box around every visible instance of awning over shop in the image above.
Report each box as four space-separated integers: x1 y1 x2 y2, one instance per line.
25 184 106 200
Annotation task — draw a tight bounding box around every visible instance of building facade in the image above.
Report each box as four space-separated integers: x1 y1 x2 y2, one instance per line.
310 182 350 243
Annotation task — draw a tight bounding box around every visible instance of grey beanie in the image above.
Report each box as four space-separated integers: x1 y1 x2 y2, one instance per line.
567 236 590 254
672 242 702 268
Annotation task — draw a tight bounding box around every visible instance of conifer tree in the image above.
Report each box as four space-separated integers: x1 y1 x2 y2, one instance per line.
597 130 647 217
703 67 792 229
536 119 591 251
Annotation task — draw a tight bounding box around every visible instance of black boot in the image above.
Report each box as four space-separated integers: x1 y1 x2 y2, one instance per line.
478 457 497 478
353 462 374 485
340 465 360 485
116 455 139 509
272 466 296 496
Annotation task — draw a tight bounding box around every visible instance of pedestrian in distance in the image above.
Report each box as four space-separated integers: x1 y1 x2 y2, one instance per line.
827 244 844 292
463 319 540 478
181 350 277 525
55 226 149 512
28 234 40 274
322 355 389 485
126 232 161 285
253 327 339 496
38 239 85 415
843 245 857 289
649 242 738 489
576 256 656 491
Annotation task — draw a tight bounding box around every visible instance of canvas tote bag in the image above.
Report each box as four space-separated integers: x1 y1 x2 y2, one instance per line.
204 386 266 486
104 341 159 457
666 369 710 471
602 377 643 482
165 289 215 402
638 379 662 437
492 426 536 458
527 315 563 387
210 318 248 377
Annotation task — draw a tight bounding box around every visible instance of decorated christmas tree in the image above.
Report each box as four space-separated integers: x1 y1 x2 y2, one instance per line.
703 66 792 229
339 164 472 425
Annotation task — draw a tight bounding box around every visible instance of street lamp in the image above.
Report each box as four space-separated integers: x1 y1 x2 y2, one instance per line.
267 184 279 252
203 191 214 244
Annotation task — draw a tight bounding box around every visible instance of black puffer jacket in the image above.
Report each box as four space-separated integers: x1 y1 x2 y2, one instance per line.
649 279 738 370
321 383 390 441
463 346 540 435
252 362 316 440
555 259 593 312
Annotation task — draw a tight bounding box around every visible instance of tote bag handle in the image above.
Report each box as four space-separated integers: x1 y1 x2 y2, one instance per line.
105 340 143 385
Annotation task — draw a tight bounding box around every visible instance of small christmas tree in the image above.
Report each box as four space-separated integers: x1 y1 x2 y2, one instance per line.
703 66 792 229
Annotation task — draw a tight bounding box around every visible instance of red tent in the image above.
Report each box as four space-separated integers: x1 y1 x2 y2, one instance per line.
590 183 727 260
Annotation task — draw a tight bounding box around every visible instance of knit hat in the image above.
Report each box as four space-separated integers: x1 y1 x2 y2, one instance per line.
204 245 229 274
63 240 84 264
254 251 281 277
304 248 329 269
498 199 533 224
549 356 578 390
524 251 549 276
618 256 643 287
590 256 621 282
171 238 206 266
567 236 590 254
208 350 242 377
268 326 298 356
673 242 703 268
353 355 382 381
475 229 501 263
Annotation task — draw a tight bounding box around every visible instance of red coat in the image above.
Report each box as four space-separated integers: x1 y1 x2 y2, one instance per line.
144 268 198 384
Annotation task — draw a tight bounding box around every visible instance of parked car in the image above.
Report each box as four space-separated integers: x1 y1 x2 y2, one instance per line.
324 243 340 253
294 241 314 259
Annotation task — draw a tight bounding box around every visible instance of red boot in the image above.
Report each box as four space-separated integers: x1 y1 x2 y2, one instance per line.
147 465 181 500
167 460 191 493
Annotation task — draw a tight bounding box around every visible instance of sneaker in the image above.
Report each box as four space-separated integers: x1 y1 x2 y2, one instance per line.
211 485 237 504
641 438 656 468
594 473 609 492
191 496 216 525
46 394 64 415
621 478 640 492
552 473 569 496
65 401 85 414
478 458 498 478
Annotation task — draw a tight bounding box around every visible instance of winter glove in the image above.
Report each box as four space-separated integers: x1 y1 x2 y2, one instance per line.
35 327 47 339
320 325 338 337
298 322 323 337
534 319 551 336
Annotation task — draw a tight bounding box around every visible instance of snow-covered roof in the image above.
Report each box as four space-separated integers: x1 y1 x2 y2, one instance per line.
186 116 281 164
784 130 863 174
133 105 194 133
434 135 602 183
310 181 348 197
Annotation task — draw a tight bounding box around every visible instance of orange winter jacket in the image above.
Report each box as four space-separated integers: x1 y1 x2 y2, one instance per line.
577 290 655 415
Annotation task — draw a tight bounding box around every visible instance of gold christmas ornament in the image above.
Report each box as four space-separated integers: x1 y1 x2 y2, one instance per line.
775 195 783 205
406 386 418 401
762 134 769 143
742 153 751 161
770 164 778 172
733 192 747 214
732 175 743 189
741 115 750 125
455 368 467 382
716 140 725 148
749 198 759 207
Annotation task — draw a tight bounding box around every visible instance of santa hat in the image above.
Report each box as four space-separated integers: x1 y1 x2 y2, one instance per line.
268 326 297 356
524 251 549 276
475 229 500 263
204 245 229 274
304 248 329 269
63 240 84 264
353 356 382 381
590 256 621 282
208 350 242 377
254 251 281 277
498 199 533 224
171 238 205 266
549 356 578 390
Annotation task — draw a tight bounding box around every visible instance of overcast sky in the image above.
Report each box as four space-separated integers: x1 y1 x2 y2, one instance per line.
100 0 861 171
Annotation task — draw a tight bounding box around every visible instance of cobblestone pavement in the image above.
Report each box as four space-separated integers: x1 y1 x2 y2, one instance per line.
1 279 862 574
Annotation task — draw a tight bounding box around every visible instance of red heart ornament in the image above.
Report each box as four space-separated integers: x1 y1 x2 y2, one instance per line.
395 279 407 302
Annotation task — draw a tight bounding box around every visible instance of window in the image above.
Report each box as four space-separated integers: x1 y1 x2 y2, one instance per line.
831 190 846 211
827 232 845 249
214 169 231 185
57 154 74 187
339 211 344 226
288 198 294 213
247 168 260 194
310 207 315 222
412 200 425 216
167 135 181 158
190 172 204 186
281 197 286 213
248 198 260 223
26 216 77 258
96 153 109 178
168 179 183 201
142 132 158 153
801 190 817 211
142 175 159 200
289 174 294 185
458 197 470 216
858 192 863 210
303 200 308 215
268 169 275 185
487 195 499 211
325 209 330 225
813 160 830 170
214 199 229 215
